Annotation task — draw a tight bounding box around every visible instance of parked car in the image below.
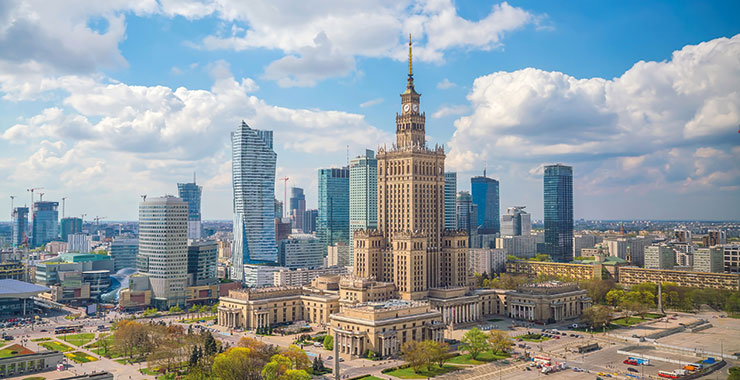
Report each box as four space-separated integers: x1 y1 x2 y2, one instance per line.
628 368 639 373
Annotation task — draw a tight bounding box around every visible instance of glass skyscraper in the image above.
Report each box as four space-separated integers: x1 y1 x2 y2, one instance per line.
231 121 278 281
289 187 306 231
544 164 573 262
318 166 349 249
31 201 59 248
471 174 500 234
349 150 377 265
60 217 82 242
11 207 29 247
444 172 457 230
177 178 203 240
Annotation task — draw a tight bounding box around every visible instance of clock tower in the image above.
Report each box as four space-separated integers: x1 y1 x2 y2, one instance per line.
396 35 426 149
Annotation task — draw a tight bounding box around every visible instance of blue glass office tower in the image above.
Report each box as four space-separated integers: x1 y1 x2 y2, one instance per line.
470 174 500 234
289 187 306 231
60 217 82 242
12 207 29 247
231 121 277 281
544 164 573 262
178 178 203 240
31 201 59 248
318 167 350 248
444 172 457 230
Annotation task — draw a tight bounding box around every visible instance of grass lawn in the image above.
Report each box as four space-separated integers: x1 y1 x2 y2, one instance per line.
611 317 649 326
446 351 510 365
22 377 46 380
487 318 503 322
39 341 74 352
31 337 52 342
383 365 460 379
515 333 550 342
354 376 384 380
65 351 98 363
0 344 34 358
60 333 96 347
181 315 217 324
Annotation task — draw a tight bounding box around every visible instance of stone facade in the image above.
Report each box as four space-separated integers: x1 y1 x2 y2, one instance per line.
618 267 739 290
506 282 591 323
506 260 597 280
330 300 444 359
0 350 63 378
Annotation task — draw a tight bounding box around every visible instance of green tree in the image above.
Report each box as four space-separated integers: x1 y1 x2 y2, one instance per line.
400 341 427 373
169 305 183 314
605 289 625 306
281 369 311 380
427 341 449 368
728 366 740 380
581 305 612 329
487 330 512 354
460 328 490 360
262 355 293 380
323 334 333 351
204 332 219 356
213 347 263 380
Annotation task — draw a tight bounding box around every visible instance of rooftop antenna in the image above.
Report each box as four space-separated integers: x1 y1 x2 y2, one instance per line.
484 161 487 178
10 195 15 211
38 192 45 202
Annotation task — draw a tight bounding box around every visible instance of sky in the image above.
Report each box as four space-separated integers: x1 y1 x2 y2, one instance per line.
0 0 739 221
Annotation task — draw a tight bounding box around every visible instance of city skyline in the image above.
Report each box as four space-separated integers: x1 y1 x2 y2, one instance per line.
0 1 739 222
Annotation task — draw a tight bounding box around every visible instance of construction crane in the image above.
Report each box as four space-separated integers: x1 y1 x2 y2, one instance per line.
10 195 15 210
26 187 43 208
279 177 289 219
61 197 67 218
94 216 106 225
38 192 45 202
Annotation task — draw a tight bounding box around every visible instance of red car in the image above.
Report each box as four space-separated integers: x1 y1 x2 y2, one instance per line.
624 359 638 366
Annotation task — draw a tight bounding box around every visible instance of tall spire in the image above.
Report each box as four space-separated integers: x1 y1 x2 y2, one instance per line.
408 33 413 77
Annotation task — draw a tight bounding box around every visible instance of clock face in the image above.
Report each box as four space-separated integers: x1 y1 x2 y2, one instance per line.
412 104 418 112
403 104 410 112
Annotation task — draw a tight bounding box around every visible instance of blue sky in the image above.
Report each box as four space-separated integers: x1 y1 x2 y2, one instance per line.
0 0 739 221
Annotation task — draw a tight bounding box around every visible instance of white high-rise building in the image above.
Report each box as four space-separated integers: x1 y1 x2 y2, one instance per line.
721 244 740 273
644 245 675 270
327 243 351 268
501 206 531 236
349 149 377 266
444 172 457 230
694 247 723 273
573 234 603 257
138 196 188 308
244 264 285 288
278 234 325 269
231 121 278 282
469 248 507 275
67 233 90 253
496 235 536 258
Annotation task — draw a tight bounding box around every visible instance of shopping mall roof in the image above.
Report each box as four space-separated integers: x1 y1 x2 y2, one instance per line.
0 279 49 299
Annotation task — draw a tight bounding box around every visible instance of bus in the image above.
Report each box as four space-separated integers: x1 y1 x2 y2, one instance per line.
658 371 679 379
55 325 83 334
533 356 552 365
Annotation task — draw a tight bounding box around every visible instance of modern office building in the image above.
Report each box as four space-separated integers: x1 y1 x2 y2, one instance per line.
178 177 203 240
722 244 740 273
110 238 138 272
327 243 350 267
353 38 469 300
318 166 350 248
31 201 59 248
274 199 283 220
456 191 477 238
471 173 500 234
349 149 377 265
304 209 318 234
278 234 324 270
273 267 348 287
60 217 82 242
694 247 723 273
644 245 675 270
137 196 188 308
289 187 306 232
275 218 291 245
443 172 457 230
35 253 113 302
187 240 218 286
501 206 531 236
543 164 573 262
496 235 537 258
231 122 278 281
67 233 90 253
243 264 285 288
11 207 29 247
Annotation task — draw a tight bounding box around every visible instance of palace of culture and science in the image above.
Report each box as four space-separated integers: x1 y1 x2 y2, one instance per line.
217 37 591 359
353 37 469 300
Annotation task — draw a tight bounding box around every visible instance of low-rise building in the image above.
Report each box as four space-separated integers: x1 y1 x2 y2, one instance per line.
618 267 740 290
244 264 286 288
0 262 25 280
217 286 340 330
339 277 396 305
721 244 740 274
506 281 591 323
118 274 153 309
0 350 63 378
496 235 536 258
35 253 113 303
469 248 506 275
273 266 348 287
644 245 675 269
0 279 49 316
330 300 444 359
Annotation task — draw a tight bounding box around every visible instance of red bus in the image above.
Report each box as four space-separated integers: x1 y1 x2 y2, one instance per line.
658 371 679 379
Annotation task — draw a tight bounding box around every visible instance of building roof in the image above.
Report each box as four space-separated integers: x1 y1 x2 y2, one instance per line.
0 279 49 299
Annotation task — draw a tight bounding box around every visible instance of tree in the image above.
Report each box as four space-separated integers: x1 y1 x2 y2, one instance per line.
400 341 427 373
204 332 219 356
213 347 263 380
728 366 740 380
169 305 183 314
188 345 201 370
262 355 293 380
581 305 612 329
322 335 333 351
605 289 625 306
238 336 277 362
426 341 449 368
280 345 311 371
487 330 512 354
281 369 311 380
460 328 490 360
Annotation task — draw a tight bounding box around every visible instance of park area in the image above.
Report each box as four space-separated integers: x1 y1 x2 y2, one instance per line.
64 351 98 363
59 332 96 347
0 344 33 357
38 340 74 352
445 351 510 365
383 364 460 379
